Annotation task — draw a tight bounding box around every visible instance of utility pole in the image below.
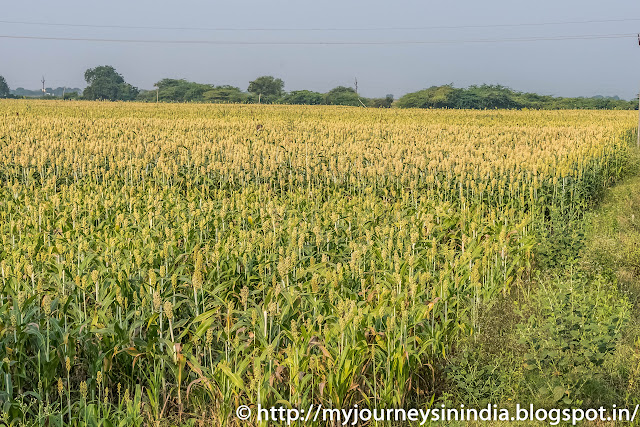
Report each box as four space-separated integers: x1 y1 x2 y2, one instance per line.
354 77 358 94
41 76 45 96
156 87 159 103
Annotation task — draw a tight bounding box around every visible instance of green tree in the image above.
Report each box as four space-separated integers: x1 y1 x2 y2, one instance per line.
396 85 460 109
247 76 284 103
465 85 522 109
82 66 139 101
280 90 324 105
324 86 364 107
0 76 9 98
370 94 394 108
63 91 80 100
152 79 213 102
202 85 249 103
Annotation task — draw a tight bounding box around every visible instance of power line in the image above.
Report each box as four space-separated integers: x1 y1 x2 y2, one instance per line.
0 33 636 46
0 18 639 32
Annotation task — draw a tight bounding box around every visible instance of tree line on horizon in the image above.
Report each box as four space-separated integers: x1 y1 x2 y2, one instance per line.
1 66 638 110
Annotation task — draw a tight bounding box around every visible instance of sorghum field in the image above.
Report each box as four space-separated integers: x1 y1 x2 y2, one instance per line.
0 100 636 425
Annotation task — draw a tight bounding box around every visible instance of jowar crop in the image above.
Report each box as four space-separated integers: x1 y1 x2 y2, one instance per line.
0 101 636 425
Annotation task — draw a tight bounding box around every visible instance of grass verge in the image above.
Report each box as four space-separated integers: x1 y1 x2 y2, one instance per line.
442 149 640 423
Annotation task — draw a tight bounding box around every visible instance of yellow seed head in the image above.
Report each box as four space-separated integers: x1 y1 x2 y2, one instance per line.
164 300 174 321
79 381 87 400
42 294 52 316
240 286 249 308
153 292 162 313
268 301 277 315
192 269 203 290
149 270 157 287
291 320 298 342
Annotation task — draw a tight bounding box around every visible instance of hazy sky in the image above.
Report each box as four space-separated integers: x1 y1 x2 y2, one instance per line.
1 0 640 99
